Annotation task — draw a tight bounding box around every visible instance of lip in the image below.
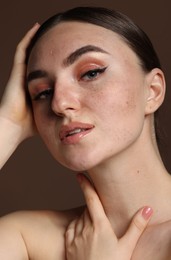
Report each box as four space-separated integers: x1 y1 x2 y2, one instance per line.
59 122 94 145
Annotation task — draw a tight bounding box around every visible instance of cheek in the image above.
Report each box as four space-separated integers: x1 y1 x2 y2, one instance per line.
33 107 45 130
32 106 54 139
89 82 141 120
91 81 145 140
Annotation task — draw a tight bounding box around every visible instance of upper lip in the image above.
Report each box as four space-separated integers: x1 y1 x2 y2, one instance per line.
59 122 94 140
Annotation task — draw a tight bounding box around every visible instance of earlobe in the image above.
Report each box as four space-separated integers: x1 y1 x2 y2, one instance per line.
145 68 166 115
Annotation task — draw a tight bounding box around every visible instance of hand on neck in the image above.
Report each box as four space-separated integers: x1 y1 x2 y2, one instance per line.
88 139 171 238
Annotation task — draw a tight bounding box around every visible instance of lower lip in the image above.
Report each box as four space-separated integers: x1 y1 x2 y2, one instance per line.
61 128 93 145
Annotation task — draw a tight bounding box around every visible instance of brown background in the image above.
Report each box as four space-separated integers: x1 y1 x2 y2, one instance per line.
0 0 170 216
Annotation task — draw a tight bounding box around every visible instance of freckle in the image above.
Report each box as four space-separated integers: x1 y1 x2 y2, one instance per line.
137 170 140 174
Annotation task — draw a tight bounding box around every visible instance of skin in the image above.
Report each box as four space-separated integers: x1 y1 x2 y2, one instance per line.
27 22 149 171
0 21 171 259
65 174 153 260
27 20 170 233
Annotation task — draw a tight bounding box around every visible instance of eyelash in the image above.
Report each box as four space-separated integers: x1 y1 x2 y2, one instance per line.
80 67 107 81
33 88 54 101
32 67 107 101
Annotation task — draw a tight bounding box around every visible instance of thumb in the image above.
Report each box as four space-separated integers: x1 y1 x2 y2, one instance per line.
120 206 153 253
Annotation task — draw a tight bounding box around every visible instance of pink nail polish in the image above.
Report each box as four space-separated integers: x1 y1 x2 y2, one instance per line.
142 206 153 220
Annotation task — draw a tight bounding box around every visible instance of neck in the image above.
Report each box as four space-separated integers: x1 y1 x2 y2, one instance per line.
88 131 171 238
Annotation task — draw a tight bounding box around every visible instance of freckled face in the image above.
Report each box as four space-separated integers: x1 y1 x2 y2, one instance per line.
27 22 148 171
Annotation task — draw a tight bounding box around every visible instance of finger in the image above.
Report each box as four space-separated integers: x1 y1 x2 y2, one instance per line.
75 214 84 236
7 23 40 88
77 174 107 225
65 219 77 246
83 208 92 227
14 23 40 65
120 206 153 253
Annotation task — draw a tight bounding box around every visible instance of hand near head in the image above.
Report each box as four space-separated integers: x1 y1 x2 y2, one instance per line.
0 23 40 141
65 174 153 260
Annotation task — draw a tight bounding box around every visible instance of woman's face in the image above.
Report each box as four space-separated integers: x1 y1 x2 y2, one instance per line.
27 21 149 171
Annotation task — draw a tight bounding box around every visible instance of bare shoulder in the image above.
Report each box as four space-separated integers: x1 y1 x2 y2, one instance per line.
0 206 84 260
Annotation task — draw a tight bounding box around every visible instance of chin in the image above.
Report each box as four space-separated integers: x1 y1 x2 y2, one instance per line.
50 144 110 172
60 160 90 172
56 155 97 172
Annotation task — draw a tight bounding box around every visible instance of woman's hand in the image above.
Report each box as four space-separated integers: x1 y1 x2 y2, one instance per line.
0 23 40 169
65 174 153 260
0 23 40 141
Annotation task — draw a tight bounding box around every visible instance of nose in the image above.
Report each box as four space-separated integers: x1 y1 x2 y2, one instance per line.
51 82 80 117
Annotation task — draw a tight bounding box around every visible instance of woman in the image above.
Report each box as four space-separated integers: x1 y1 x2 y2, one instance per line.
0 6 170 259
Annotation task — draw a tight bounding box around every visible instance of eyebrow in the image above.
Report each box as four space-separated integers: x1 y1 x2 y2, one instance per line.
27 70 48 84
27 45 109 84
63 45 109 66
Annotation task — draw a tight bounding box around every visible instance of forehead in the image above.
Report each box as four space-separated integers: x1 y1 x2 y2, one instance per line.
28 21 139 70
35 21 123 47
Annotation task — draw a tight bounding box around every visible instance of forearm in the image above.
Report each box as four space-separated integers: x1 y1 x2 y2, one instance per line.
0 116 22 169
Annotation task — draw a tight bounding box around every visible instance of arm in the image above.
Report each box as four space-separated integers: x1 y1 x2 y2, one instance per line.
0 23 39 169
65 174 153 260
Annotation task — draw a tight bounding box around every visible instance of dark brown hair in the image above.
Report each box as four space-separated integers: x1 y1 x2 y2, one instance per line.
27 6 161 71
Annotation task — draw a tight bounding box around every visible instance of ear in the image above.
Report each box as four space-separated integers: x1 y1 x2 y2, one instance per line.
145 68 166 115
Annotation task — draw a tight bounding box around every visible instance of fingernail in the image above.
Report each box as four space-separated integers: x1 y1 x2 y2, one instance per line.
142 206 153 220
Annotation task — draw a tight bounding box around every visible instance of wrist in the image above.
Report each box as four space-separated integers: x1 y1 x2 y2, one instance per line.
0 116 24 169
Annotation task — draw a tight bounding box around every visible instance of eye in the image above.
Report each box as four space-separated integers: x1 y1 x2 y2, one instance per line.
80 67 107 81
33 88 54 101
